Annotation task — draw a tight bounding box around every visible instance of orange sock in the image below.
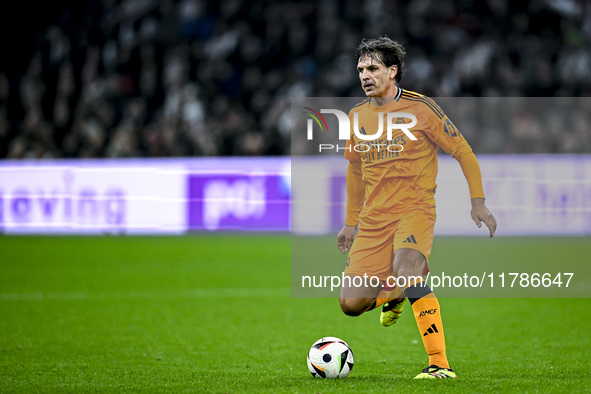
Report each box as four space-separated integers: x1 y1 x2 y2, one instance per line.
403 279 450 369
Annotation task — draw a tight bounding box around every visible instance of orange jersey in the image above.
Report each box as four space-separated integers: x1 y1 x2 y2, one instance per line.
344 89 484 228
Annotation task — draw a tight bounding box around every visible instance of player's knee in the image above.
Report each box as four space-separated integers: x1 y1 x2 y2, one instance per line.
339 298 365 316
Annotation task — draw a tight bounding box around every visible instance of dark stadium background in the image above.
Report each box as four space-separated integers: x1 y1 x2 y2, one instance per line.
1 1 590 392
1 0 590 158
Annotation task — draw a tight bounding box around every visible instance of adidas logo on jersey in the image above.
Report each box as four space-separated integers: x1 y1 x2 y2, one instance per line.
402 235 417 244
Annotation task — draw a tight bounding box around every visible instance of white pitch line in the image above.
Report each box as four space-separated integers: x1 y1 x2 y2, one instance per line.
0 287 291 301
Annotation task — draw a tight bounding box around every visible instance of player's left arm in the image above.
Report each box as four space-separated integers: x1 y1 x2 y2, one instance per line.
422 103 497 237
470 197 496 238
455 149 497 238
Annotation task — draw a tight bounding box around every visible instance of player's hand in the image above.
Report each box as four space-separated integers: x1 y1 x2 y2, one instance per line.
337 225 358 254
471 198 497 238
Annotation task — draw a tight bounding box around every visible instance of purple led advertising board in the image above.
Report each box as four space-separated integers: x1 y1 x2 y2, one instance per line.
291 155 591 236
1 156 589 235
186 158 291 231
187 174 291 231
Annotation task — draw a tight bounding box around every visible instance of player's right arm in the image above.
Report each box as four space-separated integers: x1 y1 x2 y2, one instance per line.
337 160 364 254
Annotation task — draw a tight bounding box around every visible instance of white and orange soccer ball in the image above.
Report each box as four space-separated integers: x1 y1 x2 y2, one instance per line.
306 337 354 378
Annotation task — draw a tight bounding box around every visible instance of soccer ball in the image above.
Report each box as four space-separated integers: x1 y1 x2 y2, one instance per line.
307 337 354 378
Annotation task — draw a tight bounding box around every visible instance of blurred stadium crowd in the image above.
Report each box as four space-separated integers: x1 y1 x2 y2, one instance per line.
0 0 590 159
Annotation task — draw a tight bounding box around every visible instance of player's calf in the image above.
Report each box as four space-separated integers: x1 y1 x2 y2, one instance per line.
339 276 382 316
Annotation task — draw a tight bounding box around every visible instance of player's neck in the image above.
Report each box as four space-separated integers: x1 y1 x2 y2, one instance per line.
372 86 399 107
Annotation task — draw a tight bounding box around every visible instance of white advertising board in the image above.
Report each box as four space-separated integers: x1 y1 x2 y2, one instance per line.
0 161 186 234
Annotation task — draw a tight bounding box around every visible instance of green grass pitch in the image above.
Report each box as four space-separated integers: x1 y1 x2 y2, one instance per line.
1 235 590 393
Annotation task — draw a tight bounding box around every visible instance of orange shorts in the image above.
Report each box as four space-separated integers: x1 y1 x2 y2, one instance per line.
344 210 435 282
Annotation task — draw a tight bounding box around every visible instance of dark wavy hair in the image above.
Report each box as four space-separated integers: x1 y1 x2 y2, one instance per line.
355 36 406 84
